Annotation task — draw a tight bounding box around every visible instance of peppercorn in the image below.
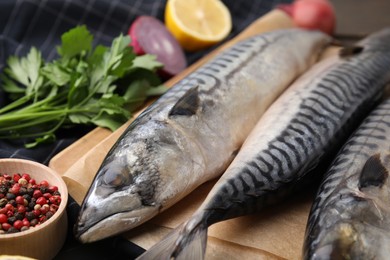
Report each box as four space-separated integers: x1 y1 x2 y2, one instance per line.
18 186 27 195
18 178 28 186
43 192 52 199
46 211 54 219
2 222 11 231
48 186 58 193
27 187 34 196
6 193 15 200
13 220 23 230
13 174 21 183
32 190 42 199
0 198 7 207
28 201 35 211
36 197 47 206
30 219 38 226
15 195 24 205
0 213 7 223
40 186 48 193
22 174 31 181
9 199 17 207
23 194 31 202
20 226 29 232
25 212 35 221
7 226 19 233
0 172 62 234
7 216 16 225
40 180 49 187
17 205 26 214
0 186 7 194
14 212 24 220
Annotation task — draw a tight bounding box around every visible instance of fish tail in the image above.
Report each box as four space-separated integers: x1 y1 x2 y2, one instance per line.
137 217 208 260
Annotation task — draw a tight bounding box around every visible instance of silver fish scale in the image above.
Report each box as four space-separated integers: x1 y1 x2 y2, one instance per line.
141 31 286 113
304 99 390 259
203 37 390 224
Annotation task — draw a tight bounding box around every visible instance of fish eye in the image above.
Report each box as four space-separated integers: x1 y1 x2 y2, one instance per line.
102 164 132 187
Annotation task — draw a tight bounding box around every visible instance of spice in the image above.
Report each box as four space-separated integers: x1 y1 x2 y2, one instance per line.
0 172 61 234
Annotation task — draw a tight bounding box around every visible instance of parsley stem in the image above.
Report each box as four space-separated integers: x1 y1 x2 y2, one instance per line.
0 94 34 114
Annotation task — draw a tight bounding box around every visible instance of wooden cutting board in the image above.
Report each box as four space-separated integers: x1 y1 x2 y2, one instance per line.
49 10 339 260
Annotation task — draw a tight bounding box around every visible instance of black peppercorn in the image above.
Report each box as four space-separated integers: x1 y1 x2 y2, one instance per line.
46 211 54 219
30 218 38 226
14 212 24 220
19 187 27 195
7 216 16 225
9 199 17 207
23 194 32 202
27 187 34 196
25 212 36 221
6 193 15 200
7 227 19 233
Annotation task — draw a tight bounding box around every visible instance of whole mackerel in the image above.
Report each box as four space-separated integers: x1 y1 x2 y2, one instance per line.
74 29 330 243
304 98 390 259
137 28 390 259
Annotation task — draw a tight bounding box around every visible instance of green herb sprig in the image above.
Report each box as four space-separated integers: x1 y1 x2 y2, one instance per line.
0 25 167 147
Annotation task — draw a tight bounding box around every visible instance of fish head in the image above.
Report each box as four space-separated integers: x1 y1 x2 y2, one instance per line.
309 221 390 259
308 156 390 258
74 119 199 243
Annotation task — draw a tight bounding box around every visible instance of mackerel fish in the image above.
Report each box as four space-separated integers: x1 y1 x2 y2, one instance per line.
303 100 390 258
74 28 330 243
137 28 390 259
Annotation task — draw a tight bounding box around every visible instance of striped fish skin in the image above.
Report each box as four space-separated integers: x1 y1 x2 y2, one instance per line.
74 29 330 243
137 28 390 259
303 99 390 259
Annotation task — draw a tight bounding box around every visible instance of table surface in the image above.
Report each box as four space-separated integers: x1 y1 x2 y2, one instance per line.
331 0 390 39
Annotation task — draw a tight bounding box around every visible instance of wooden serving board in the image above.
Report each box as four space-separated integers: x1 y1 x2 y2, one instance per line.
49 10 336 260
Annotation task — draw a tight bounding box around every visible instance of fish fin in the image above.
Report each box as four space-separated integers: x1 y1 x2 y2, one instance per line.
169 86 200 117
359 154 389 189
137 220 208 260
339 45 364 58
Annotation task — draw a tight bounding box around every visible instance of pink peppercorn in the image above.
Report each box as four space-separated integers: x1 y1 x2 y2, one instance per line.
43 193 52 199
21 173 31 181
39 180 49 187
10 184 20 194
33 190 42 199
13 220 23 230
36 197 47 206
0 213 7 223
22 219 30 227
13 174 21 183
2 223 11 231
17 205 26 214
15 196 24 205
48 186 58 193
49 195 61 205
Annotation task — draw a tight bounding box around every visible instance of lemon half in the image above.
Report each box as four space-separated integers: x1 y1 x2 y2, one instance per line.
165 0 232 52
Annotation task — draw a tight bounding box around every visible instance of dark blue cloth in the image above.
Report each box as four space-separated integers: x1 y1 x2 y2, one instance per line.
0 0 291 258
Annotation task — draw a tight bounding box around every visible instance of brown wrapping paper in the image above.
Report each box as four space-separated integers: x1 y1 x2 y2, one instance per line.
49 10 340 259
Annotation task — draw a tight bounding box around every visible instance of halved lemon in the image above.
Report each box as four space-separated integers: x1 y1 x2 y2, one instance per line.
165 0 232 52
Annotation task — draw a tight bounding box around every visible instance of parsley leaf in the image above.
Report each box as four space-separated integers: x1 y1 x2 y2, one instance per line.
0 25 167 147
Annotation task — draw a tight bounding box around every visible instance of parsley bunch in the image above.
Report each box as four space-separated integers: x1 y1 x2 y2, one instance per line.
0 26 167 147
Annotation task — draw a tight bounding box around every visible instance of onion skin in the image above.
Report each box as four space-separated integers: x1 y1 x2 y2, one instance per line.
278 0 336 35
128 16 187 78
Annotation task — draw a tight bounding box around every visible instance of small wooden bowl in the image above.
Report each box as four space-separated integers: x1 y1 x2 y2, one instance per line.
0 159 68 260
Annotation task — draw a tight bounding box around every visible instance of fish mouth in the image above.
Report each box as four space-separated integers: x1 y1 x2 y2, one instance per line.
74 206 158 243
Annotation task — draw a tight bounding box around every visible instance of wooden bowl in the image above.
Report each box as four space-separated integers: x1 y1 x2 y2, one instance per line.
0 159 68 260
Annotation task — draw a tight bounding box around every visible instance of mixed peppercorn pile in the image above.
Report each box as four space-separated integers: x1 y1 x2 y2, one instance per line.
0 173 61 234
